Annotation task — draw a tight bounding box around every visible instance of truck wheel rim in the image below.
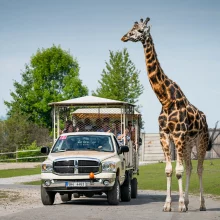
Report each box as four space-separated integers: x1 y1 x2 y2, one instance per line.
117 182 120 200
129 182 131 198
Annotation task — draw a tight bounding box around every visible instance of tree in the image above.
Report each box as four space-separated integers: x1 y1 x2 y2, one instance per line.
92 48 144 104
0 113 51 153
5 45 88 128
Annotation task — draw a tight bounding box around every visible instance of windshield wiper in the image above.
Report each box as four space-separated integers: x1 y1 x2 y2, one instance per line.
85 148 97 151
54 149 75 152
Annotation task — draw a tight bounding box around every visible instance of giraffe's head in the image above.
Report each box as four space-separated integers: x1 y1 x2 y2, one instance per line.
121 17 151 43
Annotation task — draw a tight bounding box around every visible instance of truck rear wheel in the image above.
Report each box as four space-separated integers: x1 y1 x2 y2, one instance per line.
131 178 138 198
60 193 72 202
121 175 131 202
107 177 120 205
41 185 55 205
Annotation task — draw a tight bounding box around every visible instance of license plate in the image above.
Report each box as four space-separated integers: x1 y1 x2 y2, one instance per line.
65 181 86 187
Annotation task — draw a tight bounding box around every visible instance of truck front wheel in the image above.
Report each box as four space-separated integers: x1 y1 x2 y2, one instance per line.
107 177 120 205
41 185 55 205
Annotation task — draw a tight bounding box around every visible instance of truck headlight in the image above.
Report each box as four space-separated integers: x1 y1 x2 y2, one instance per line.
42 163 53 173
102 161 116 172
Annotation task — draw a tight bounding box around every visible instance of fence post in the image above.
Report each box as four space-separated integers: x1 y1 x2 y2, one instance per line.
16 145 18 162
141 133 145 162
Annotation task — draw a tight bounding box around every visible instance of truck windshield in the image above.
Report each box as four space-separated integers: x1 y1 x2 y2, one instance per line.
52 135 114 153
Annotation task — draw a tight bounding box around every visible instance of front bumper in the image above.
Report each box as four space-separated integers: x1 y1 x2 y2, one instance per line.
41 172 116 193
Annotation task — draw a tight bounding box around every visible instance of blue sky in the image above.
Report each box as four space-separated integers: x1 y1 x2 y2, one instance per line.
0 0 220 132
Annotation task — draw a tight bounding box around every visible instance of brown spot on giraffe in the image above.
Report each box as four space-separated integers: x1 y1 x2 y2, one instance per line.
121 17 216 212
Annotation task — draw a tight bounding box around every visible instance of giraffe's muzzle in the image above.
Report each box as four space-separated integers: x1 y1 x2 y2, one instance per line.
121 35 129 42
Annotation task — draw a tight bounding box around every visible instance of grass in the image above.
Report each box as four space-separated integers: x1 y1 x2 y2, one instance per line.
137 159 220 196
23 180 41 185
0 166 41 178
1 160 220 197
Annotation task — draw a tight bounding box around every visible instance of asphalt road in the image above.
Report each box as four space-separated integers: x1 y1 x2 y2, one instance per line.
0 184 220 220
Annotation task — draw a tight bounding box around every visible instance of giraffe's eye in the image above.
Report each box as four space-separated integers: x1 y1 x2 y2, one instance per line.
138 30 143 33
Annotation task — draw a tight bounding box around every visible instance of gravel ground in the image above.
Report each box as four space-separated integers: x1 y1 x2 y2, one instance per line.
0 174 41 184
0 162 42 170
0 186 62 217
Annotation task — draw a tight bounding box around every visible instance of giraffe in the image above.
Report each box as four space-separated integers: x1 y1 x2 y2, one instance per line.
121 17 216 212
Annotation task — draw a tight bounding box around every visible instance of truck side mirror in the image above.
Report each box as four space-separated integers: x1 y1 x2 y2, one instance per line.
118 145 129 154
41 147 50 155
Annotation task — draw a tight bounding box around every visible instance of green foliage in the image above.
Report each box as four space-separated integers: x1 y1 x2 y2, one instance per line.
92 48 144 104
5 45 88 128
0 113 52 154
17 141 46 162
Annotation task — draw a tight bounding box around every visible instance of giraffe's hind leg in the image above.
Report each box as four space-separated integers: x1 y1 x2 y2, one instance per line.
183 145 193 211
197 138 207 211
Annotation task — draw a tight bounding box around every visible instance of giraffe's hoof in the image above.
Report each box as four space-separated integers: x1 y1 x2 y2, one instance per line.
200 206 206 211
184 202 189 211
163 203 171 212
178 203 187 212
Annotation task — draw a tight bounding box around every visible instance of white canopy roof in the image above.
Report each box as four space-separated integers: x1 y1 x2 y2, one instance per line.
72 108 140 115
48 96 135 107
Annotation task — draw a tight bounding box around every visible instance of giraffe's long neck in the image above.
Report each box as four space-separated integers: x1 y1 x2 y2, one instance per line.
142 34 181 109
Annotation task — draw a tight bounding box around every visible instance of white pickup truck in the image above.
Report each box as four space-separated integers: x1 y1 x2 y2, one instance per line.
41 96 141 205
41 132 137 205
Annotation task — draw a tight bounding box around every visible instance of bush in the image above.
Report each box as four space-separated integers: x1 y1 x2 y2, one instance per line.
17 141 46 162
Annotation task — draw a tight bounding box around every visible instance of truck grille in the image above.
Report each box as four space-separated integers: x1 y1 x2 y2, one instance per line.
53 159 100 175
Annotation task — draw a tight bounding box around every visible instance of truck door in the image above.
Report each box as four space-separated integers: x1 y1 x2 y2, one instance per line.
113 136 126 184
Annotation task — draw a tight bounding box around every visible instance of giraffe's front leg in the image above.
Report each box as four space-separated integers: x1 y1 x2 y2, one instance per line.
160 132 172 212
174 136 187 212
176 161 187 212
163 162 172 212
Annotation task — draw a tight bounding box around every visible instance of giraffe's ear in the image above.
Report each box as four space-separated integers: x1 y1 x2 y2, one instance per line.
140 18 144 23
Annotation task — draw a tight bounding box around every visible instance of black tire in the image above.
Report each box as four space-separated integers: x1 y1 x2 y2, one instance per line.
107 177 120 205
131 178 138 198
60 193 72 202
121 175 131 202
41 185 55 205
73 193 80 198
84 192 94 198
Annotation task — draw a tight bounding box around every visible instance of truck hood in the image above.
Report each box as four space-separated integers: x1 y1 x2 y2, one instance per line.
48 151 116 162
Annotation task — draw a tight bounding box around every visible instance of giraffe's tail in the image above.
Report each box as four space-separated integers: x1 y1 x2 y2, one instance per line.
207 121 220 151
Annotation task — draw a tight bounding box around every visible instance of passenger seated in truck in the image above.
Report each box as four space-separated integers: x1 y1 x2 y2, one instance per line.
75 121 85 132
98 117 111 132
93 118 102 131
62 120 74 133
98 137 112 151
127 120 136 145
115 120 130 145
84 118 93 131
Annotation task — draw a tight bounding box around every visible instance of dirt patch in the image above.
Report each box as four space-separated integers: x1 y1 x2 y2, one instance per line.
0 188 40 217
0 187 62 217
